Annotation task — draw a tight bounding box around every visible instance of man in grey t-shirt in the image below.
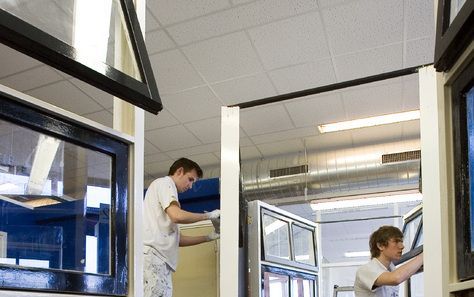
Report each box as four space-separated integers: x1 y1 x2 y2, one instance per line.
354 226 423 297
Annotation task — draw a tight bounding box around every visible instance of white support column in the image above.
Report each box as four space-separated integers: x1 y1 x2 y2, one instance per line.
419 66 449 297
113 1 146 296
220 106 240 297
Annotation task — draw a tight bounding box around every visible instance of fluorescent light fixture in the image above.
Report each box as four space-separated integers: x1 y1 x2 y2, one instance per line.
318 110 420 133
344 251 370 258
310 193 422 211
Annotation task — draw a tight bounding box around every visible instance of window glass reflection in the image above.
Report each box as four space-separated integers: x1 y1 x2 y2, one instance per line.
263 213 290 261
0 0 141 80
291 277 314 297
0 119 111 274
292 225 316 266
402 215 421 253
263 271 289 297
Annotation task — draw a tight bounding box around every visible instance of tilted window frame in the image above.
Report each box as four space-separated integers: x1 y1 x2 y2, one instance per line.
434 0 474 72
0 0 162 114
0 88 129 296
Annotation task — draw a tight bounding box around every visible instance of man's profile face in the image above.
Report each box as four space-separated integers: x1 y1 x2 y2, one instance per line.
380 237 404 261
174 168 198 193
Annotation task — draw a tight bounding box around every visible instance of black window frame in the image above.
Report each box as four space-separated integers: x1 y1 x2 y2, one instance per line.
434 0 474 72
0 0 162 114
452 58 474 281
0 89 129 296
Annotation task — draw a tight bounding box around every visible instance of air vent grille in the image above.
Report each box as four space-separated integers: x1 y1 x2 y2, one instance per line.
270 165 308 178
382 150 421 164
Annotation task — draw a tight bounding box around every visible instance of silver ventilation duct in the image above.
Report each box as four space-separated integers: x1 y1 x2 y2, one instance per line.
205 140 421 204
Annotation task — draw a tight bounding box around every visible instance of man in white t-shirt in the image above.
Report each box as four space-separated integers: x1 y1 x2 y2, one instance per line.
354 226 423 297
143 158 220 297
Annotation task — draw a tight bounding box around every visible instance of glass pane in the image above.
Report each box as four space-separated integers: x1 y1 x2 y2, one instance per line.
414 228 423 248
262 213 290 261
263 271 289 297
291 277 314 297
467 87 474 252
450 0 467 24
0 0 142 80
409 272 424 297
292 225 316 266
402 215 421 253
0 118 111 274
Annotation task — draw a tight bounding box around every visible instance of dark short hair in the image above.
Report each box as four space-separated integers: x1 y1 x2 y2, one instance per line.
168 158 203 178
369 225 403 258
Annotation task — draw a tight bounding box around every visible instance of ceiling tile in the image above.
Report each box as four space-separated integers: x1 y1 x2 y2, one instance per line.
146 125 202 152
257 138 305 157
240 137 254 146
166 143 220 159
147 0 230 26
69 78 114 109
167 0 318 45
405 0 435 40
149 49 204 94
269 58 336 94
240 104 294 136
251 126 316 144
240 145 262 160
145 108 180 131
0 44 41 78
145 8 161 32
404 37 434 68
184 117 221 143
341 78 404 119
26 81 103 115
351 123 403 146
162 87 222 122
0 66 63 92
144 152 172 163
145 139 161 154
82 109 113 127
145 159 174 176
304 131 353 152
248 11 330 70
182 32 263 82
211 72 276 105
145 29 176 54
334 43 403 82
285 92 346 127
322 0 403 55
401 74 419 110
184 153 220 167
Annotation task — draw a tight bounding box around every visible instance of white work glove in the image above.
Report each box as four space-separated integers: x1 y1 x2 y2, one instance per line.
205 209 220 220
206 231 220 241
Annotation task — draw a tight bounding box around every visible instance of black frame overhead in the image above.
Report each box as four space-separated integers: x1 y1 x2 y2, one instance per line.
452 59 474 281
0 89 129 296
0 0 162 114
434 0 474 72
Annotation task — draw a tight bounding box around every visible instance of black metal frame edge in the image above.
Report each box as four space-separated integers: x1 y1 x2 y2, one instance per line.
452 58 474 281
0 91 129 296
434 0 474 72
0 0 162 114
232 66 423 109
